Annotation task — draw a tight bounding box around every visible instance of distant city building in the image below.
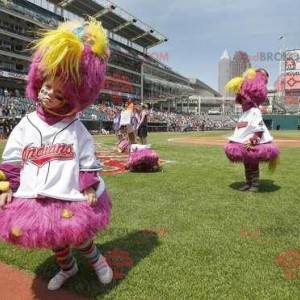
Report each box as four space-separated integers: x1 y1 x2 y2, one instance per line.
230 51 251 78
218 49 251 96
218 49 231 96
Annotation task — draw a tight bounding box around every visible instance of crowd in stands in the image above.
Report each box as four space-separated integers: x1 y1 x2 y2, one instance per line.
97 104 235 131
0 94 98 120
0 93 235 137
0 95 34 137
0 117 18 139
147 110 235 131
0 88 24 98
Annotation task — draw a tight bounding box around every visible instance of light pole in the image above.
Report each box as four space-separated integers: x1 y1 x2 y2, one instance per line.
140 62 144 103
279 35 286 105
198 96 201 115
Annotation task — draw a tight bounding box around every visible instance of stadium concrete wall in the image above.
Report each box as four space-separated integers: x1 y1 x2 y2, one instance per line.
263 114 300 130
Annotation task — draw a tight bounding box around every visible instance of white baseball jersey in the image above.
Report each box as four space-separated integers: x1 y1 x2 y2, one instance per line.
228 107 273 144
119 110 132 126
2 111 105 201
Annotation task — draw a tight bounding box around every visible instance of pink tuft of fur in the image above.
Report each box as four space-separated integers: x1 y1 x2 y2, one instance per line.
239 71 268 106
0 190 111 249
127 148 159 171
26 52 44 101
224 142 280 163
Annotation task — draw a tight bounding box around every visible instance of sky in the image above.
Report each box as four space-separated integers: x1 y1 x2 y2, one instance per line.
112 0 300 91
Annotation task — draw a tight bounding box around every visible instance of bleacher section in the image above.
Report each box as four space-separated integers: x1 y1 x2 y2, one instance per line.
0 96 101 120
0 95 236 132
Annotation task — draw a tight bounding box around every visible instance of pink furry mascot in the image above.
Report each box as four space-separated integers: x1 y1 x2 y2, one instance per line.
127 144 160 171
224 68 279 191
0 19 114 290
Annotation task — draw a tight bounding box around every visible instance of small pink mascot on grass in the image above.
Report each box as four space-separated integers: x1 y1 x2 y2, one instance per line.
224 68 280 192
0 18 114 290
126 144 160 172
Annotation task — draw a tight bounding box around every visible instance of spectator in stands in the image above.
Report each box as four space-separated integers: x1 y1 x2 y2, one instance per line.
112 107 121 140
2 106 9 117
2 118 9 139
132 101 140 133
137 103 149 144
0 118 4 139
119 99 136 144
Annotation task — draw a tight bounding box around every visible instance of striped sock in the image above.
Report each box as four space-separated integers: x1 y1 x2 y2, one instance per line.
76 240 103 271
53 246 76 272
251 169 260 187
245 167 252 185
244 162 259 186
76 240 112 284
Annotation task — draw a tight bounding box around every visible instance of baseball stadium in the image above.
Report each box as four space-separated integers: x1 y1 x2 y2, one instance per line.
0 0 299 299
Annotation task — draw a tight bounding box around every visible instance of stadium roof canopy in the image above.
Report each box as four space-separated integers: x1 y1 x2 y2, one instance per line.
48 0 167 49
189 78 222 97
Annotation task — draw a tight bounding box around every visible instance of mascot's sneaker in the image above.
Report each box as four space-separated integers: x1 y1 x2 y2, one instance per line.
48 264 78 291
239 183 251 191
248 185 259 192
96 256 113 284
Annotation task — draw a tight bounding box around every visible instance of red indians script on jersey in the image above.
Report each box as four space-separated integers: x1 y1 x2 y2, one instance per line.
22 144 75 167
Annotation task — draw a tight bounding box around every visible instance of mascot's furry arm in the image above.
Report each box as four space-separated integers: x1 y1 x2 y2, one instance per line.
0 163 21 192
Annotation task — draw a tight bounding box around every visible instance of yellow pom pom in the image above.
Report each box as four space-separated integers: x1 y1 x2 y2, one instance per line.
0 170 6 181
11 227 22 237
84 17 108 57
61 209 74 219
225 77 243 94
0 181 10 192
243 68 256 80
34 28 83 83
33 18 109 83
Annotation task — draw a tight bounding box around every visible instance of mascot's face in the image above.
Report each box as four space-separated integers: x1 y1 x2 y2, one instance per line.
38 78 66 110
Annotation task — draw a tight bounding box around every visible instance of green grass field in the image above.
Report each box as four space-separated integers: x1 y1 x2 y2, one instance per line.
0 131 300 299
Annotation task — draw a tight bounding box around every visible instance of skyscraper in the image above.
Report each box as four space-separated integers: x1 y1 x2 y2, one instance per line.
218 49 231 96
231 51 251 78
